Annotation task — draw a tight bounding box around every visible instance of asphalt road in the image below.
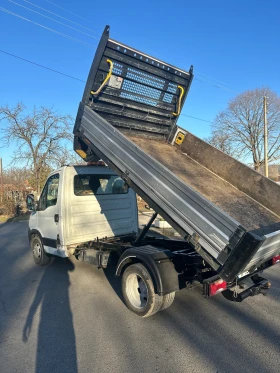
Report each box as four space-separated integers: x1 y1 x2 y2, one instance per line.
0 221 279 373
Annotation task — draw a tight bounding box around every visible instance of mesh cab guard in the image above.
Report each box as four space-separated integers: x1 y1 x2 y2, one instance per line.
81 25 193 141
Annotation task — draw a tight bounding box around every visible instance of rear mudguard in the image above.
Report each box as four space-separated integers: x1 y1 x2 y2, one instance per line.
116 245 181 295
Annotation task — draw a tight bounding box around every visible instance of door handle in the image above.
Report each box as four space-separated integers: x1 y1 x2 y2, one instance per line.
54 214 59 223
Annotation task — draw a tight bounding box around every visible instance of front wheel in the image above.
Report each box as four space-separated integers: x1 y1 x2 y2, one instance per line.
122 263 163 317
30 234 51 266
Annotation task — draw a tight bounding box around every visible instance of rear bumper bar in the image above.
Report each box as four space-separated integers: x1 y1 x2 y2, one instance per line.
222 277 271 302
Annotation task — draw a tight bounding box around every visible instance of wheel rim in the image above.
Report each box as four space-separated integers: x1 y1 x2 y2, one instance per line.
33 240 42 260
126 273 148 309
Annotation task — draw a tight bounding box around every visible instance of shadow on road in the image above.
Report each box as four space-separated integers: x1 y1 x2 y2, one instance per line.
103 253 123 302
22 258 77 373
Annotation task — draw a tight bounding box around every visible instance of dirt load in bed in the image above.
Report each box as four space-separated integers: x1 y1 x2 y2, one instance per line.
129 136 280 236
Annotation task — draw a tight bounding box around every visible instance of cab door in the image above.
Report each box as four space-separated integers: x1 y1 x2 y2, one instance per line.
36 173 60 254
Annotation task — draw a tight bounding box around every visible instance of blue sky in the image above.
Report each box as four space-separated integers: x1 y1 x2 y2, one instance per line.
1 0 280 168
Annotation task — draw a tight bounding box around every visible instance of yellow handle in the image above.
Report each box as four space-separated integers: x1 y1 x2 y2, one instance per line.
91 59 114 96
173 85 185 116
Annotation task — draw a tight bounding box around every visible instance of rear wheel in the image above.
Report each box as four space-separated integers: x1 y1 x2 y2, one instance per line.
160 292 175 311
31 234 51 266
122 263 162 317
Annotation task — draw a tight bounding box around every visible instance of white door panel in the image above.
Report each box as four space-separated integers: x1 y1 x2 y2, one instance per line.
37 173 60 250
64 167 138 245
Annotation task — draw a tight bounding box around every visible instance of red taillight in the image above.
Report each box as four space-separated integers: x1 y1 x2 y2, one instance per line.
209 279 227 296
272 255 280 265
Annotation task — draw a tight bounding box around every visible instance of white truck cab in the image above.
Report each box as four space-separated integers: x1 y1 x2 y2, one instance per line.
28 165 138 263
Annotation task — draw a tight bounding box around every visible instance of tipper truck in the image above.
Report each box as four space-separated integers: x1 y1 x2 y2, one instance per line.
27 26 280 317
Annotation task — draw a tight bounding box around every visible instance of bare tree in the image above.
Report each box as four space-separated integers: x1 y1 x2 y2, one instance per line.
205 129 238 157
2 166 30 187
27 165 52 193
52 146 87 168
0 103 73 192
210 88 280 171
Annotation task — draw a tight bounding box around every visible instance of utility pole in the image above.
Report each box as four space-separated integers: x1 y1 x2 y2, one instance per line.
263 96 268 177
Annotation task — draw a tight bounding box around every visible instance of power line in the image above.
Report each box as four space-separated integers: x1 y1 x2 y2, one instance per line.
13 2 236 93
0 5 219 95
2 3 235 95
43 0 104 28
194 76 238 94
0 7 98 49
180 113 213 124
0 49 213 124
0 9 219 121
0 49 86 82
195 71 227 86
35 1 235 92
2 5 191 82
1 5 191 87
23 0 101 35
114 38 233 92
8 0 101 41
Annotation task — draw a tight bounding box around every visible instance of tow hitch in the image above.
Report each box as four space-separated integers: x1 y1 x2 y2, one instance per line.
222 275 271 302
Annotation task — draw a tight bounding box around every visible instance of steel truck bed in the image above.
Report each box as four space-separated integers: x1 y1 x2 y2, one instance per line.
73 26 280 283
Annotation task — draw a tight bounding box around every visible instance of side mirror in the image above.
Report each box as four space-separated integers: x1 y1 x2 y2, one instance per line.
26 194 36 211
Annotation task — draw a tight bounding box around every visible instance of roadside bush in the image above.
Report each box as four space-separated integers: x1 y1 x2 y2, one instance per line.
0 200 16 216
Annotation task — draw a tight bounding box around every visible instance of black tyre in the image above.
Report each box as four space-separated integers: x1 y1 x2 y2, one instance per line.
30 234 51 266
122 263 163 317
160 292 175 311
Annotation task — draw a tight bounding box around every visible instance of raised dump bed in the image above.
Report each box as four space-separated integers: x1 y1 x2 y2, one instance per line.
74 26 280 282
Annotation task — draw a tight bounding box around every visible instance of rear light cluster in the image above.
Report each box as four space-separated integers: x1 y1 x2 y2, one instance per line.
209 279 227 297
272 255 280 265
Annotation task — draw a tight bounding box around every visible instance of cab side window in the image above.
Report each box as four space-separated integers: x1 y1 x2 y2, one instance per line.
39 174 59 210
74 174 128 196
